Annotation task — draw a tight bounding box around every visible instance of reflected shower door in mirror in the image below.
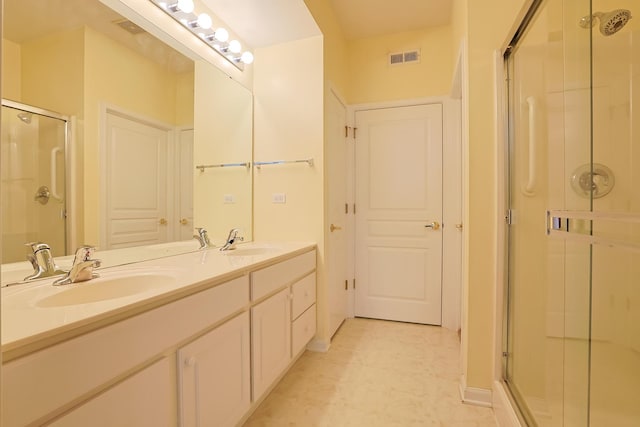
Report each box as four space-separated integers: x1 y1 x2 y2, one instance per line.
1 0 253 274
1 102 68 263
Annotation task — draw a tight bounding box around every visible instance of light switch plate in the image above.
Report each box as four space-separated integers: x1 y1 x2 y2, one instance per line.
223 194 235 204
272 193 286 204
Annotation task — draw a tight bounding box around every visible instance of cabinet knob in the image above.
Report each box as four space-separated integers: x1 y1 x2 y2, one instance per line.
185 356 196 367
180 218 189 225
159 218 168 225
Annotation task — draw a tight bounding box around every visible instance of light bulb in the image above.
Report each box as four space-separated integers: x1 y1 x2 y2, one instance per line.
229 40 242 54
197 13 212 29
176 0 194 13
214 28 229 42
240 51 254 64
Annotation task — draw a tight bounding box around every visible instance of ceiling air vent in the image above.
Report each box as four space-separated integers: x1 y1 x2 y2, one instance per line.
389 49 421 66
114 19 146 35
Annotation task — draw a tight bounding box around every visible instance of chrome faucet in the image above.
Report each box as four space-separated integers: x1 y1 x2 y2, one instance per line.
24 242 66 281
193 227 212 249
220 228 243 251
53 246 101 286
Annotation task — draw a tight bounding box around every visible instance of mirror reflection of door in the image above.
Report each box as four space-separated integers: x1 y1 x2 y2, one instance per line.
1 102 68 263
103 110 171 249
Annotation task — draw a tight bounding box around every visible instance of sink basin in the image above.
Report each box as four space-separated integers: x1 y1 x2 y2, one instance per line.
35 271 177 308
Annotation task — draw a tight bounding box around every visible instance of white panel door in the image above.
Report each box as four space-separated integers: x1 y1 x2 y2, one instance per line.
105 112 169 248
354 104 443 325
326 90 349 338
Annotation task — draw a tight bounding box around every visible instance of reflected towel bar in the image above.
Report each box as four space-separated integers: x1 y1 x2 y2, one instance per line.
254 158 314 168
196 162 251 172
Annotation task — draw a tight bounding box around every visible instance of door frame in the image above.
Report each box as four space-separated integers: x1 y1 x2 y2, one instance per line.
99 103 176 248
347 96 462 331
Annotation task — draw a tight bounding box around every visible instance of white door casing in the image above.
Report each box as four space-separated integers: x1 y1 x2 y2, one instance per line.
326 88 349 338
354 104 443 325
177 128 194 241
103 110 170 249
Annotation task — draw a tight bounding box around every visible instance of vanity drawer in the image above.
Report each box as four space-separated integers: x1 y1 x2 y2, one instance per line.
292 304 316 357
291 272 316 320
251 250 316 301
2 275 249 427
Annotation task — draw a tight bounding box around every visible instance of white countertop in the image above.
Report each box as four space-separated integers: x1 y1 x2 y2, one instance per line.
1 241 315 357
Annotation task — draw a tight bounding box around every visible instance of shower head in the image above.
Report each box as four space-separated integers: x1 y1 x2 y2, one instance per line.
17 112 32 124
579 9 632 36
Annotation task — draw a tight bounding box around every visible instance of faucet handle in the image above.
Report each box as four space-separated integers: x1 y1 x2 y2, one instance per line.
25 241 51 253
193 227 211 249
74 245 96 261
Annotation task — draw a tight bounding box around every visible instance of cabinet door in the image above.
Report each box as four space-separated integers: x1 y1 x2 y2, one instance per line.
251 288 292 400
49 358 174 427
178 312 250 427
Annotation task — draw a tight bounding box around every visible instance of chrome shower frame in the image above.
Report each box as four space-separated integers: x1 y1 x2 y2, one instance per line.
1 98 72 256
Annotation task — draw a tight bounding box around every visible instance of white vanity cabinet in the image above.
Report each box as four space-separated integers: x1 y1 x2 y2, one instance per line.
291 273 317 356
48 358 174 427
2 245 317 427
250 250 316 401
178 312 251 427
251 287 292 400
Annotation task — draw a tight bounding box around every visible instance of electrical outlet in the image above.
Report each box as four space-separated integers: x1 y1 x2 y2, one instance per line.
223 194 235 204
272 193 286 204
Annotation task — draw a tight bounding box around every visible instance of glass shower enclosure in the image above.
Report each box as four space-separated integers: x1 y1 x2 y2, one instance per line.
1 100 69 263
504 0 639 425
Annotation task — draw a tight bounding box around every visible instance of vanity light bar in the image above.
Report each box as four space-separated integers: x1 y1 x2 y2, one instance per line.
151 0 254 69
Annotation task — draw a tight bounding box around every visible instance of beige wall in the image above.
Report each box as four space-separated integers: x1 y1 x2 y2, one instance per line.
193 60 252 240
253 36 326 339
453 0 526 391
348 26 453 104
2 38 22 101
303 0 349 99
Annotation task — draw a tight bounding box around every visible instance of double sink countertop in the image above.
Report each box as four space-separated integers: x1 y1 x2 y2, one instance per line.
1 241 316 361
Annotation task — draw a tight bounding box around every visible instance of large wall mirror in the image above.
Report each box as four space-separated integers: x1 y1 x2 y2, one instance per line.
1 0 253 275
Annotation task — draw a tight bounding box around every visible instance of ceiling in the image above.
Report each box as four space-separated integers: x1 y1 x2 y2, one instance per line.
329 0 453 40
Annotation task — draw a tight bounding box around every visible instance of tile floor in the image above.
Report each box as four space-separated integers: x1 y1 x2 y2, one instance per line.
243 318 498 427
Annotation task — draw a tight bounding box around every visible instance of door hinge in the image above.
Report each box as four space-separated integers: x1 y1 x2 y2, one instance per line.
505 209 513 225
345 279 348 290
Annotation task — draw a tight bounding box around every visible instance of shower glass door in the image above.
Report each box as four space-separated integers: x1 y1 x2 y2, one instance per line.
1 101 68 263
506 0 640 425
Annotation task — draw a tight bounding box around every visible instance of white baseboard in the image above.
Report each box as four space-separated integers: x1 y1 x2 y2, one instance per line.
306 338 330 352
492 380 523 427
459 383 493 407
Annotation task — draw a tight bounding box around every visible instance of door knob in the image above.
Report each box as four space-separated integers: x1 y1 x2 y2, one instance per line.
159 218 168 225
180 218 188 225
330 224 342 232
425 221 440 230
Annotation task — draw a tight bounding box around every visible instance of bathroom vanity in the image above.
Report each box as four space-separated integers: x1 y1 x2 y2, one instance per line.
1 242 317 426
